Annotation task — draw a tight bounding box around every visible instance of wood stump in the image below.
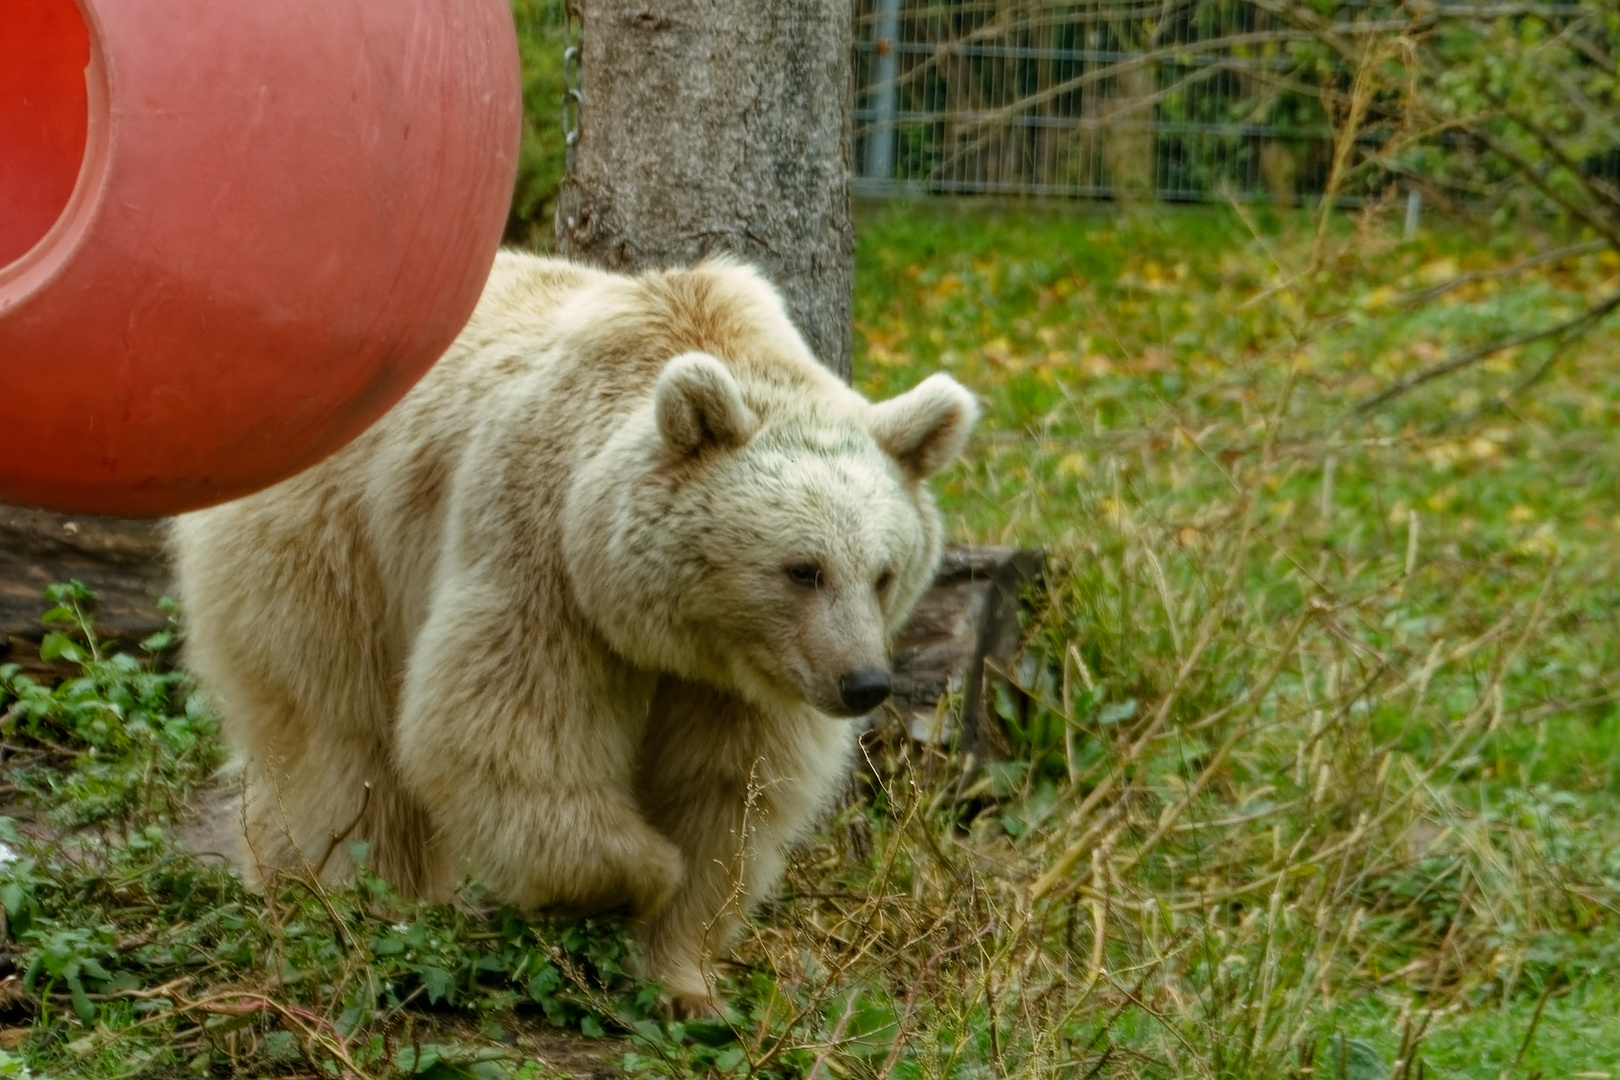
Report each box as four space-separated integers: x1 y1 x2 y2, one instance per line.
0 504 169 678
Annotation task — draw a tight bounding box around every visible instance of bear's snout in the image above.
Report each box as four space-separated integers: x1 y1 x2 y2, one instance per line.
837 668 892 716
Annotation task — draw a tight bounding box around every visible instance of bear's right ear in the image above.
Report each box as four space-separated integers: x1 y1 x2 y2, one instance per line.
655 353 759 457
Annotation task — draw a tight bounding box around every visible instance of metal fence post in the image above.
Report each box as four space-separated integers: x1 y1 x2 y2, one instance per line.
863 0 901 184
1404 188 1423 240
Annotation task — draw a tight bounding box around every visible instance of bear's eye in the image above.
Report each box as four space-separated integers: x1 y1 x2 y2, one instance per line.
785 563 823 589
875 568 895 593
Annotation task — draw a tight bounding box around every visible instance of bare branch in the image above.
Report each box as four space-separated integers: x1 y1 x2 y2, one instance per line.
1386 240 1608 309
1464 124 1620 250
1354 287 1620 414
1500 106 1620 217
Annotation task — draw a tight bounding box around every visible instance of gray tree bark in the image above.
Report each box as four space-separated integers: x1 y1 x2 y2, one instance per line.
555 0 854 379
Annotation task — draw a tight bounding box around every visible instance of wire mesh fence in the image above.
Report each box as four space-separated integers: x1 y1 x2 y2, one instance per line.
851 0 1342 201
850 0 1615 205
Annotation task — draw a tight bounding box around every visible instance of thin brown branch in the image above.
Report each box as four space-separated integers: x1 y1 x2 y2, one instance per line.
1386 240 1609 310
1501 106 1620 216
1464 125 1620 250
1354 287 1620 413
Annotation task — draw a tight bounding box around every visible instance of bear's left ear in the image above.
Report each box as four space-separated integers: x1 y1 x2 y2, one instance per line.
868 373 979 481
655 352 759 457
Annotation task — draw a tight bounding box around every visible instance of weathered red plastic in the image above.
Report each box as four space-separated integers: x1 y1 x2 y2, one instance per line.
0 0 520 516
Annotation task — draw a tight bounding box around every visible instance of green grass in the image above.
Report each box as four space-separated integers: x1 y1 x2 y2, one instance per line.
6 200 1620 1077
847 198 1620 1074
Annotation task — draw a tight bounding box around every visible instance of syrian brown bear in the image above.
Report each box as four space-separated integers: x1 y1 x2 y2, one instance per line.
172 251 977 1014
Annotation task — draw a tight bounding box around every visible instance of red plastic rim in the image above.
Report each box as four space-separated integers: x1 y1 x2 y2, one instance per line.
0 0 91 271
0 0 519 516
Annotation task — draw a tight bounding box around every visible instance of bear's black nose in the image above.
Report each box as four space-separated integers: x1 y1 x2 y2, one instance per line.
838 668 892 715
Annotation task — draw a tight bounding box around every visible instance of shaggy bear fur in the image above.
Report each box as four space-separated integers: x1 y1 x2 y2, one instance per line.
171 251 976 1013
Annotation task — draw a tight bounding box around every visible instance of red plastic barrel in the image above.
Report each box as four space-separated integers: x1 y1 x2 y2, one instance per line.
0 0 520 515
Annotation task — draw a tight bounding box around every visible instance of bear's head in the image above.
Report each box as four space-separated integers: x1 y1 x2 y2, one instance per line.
564 351 976 718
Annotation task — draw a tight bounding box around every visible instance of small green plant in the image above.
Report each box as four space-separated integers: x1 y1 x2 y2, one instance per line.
0 587 667 1077
0 582 216 829
3 806 671 1076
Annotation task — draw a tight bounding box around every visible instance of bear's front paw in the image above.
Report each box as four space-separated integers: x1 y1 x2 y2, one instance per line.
649 960 720 1020
667 987 722 1021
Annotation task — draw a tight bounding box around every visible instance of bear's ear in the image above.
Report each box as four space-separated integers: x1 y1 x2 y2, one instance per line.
868 374 979 481
655 352 759 457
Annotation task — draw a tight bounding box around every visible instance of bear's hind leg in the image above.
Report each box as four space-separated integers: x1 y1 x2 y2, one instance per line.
232 699 444 897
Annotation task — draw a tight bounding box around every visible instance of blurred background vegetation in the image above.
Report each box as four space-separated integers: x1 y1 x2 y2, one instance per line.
505 0 567 250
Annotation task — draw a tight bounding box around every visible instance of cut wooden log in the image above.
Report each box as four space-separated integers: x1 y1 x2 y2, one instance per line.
884 545 1044 757
0 504 1044 757
0 504 170 678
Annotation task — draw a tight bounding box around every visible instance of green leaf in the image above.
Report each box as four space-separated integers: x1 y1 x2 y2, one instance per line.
580 1015 605 1038
38 633 84 664
1329 1034 1388 1080
539 995 569 1027
417 966 454 1005
102 970 141 993
44 581 92 604
0 883 26 918
626 1018 665 1045
683 1017 737 1046
526 962 561 1001
1097 698 1138 725
67 970 95 1022
991 678 1022 723
979 759 1029 799
140 630 175 654
372 934 406 957
396 1044 442 1073
261 1031 301 1064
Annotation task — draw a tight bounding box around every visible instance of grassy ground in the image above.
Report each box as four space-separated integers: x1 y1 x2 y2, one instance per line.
852 199 1620 1074
4 199 1620 1078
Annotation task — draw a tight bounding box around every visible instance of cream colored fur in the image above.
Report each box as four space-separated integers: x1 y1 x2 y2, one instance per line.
171 251 976 1013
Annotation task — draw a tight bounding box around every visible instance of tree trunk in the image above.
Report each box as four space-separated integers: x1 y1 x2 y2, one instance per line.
555 0 854 379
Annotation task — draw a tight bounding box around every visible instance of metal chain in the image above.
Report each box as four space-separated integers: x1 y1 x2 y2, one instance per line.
561 2 583 171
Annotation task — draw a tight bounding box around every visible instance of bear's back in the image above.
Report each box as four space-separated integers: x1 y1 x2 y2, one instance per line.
169 255 615 699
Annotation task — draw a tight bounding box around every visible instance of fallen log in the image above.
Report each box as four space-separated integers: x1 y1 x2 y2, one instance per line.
0 504 170 678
